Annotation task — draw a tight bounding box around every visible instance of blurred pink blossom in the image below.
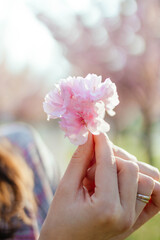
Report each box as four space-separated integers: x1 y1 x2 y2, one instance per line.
43 74 119 145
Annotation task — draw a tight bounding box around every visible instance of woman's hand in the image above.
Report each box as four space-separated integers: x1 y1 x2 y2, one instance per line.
111 145 160 240
86 142 160 240
39 134 159 240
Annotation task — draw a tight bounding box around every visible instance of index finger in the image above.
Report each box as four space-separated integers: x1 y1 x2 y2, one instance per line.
93 134 119 201
113 145 160 181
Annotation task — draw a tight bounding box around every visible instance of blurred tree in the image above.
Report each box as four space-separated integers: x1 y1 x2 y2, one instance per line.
36 0 160 165
0 0 160 164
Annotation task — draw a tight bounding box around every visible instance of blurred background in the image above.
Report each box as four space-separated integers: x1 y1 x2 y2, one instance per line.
0 0 160 238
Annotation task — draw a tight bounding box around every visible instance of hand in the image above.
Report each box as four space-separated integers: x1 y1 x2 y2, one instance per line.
111 145 160 240
86 142 160 240
113 144 160 181
39 133 158 240
86 143 160 184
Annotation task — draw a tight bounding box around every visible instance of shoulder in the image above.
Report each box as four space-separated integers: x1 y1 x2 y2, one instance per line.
0 122 60 189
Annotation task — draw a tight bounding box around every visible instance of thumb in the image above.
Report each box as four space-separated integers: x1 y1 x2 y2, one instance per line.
62 133 94 191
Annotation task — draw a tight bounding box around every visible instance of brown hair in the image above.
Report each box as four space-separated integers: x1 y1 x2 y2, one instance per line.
0 140 36 239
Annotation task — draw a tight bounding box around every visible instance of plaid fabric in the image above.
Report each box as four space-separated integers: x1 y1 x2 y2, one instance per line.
0 123 59 240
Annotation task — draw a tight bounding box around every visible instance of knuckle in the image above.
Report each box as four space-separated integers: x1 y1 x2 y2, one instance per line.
131 155 138 162
139 174 155 195
152 167 160 181
126 161 139 174
145 175 155 190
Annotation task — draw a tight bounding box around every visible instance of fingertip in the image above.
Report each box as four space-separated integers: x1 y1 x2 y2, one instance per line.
88 132 93 144
81 132 93 149
93 133 111 149
94 132 106 142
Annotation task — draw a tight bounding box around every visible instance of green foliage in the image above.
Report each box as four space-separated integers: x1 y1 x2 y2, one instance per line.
127 214 160 240
113 118 160 239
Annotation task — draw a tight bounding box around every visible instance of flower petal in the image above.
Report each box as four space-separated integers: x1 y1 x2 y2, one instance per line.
43 73 119 145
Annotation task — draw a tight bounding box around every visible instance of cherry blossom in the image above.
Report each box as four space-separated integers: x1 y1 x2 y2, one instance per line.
43 74 119 145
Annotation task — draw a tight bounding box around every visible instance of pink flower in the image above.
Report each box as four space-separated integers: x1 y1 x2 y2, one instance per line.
43 74 119 145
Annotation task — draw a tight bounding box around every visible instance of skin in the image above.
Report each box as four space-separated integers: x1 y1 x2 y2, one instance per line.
39 133 160 240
